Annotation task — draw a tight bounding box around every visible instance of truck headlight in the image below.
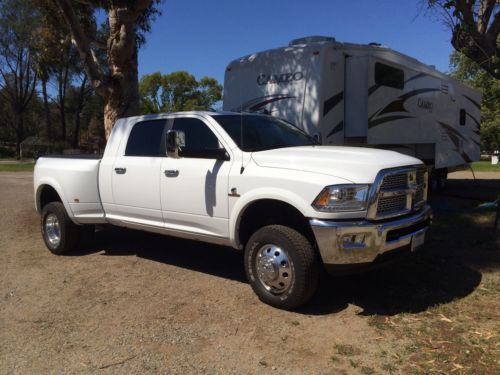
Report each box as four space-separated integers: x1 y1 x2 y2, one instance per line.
312 184 370 212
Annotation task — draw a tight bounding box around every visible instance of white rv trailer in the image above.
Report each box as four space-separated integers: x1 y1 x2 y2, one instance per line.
223 36 481 186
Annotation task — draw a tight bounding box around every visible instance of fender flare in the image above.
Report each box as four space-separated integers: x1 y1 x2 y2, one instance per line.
35 178 75 221
229 188 312 248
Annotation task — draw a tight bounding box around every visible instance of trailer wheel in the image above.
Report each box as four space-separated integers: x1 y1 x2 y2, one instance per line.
244 225 319 310
41 202 81 255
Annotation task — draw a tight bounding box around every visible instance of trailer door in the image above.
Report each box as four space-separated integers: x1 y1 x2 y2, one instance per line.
344 56 369 140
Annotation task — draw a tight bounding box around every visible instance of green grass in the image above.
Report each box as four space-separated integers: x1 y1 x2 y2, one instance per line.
471 161 500 172
0 163 34 172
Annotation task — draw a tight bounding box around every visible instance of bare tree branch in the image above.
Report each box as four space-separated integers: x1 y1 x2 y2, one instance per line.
478 0 496 33
55 0 108 95
427 0 499 79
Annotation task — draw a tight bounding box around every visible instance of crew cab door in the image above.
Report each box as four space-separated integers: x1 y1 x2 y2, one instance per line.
160 116 231 238
109 119 167 227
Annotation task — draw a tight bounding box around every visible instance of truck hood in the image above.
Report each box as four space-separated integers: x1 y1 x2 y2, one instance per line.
251 146 422 183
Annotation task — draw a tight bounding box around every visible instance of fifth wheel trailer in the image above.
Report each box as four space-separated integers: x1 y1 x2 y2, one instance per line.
223 36 481 188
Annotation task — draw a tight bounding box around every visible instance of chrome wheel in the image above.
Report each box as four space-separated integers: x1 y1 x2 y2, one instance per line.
45 213 61 247
256 244 293 295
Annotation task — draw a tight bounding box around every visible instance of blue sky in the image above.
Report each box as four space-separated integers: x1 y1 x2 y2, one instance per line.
138 0 454 84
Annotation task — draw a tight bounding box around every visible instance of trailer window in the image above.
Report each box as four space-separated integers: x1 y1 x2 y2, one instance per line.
375 63 404 89
459 109 466 126
125 120 166 156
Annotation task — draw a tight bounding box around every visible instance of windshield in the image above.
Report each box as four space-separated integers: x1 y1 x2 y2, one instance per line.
212 114 317 152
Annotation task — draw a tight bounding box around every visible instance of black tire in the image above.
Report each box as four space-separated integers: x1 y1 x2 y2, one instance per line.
244 225 319 310
41 202 81 255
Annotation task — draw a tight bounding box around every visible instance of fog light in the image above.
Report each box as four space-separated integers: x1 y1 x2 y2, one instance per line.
341 234 367 248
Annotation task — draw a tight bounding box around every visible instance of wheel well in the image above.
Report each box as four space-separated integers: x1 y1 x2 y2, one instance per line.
237 199 315 248
38 185 62 210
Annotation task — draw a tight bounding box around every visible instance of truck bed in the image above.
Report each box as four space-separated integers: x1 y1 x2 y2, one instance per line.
34 156 105 224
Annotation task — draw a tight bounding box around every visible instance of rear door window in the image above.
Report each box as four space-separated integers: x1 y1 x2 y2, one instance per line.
125 120 167 156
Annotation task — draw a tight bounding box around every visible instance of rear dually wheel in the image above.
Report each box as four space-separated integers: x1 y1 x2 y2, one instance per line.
41 202 81 255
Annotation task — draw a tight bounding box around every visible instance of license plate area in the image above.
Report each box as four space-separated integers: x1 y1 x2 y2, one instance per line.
411 231 425 251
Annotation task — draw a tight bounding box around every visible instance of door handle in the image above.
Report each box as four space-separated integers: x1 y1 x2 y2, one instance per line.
114 167 127 174
164 169 179 177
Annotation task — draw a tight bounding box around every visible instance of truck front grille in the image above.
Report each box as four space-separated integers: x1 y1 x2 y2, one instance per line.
380 173 407 190
367 166 428 220
376 194 407 216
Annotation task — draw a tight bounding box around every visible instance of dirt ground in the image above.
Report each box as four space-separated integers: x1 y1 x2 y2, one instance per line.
0 172 499 374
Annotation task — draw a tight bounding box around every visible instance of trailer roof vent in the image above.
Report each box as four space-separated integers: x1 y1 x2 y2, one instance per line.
289 36 336 46
368 42 382 47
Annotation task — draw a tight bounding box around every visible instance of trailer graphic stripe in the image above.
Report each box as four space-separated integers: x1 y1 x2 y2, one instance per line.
461 151 472 163
368 84 381 96
368 115 414 129
326 121 344 138
236 95 296 112
439 122 474 163
377 88 440 116
465 112 480 129
248 95 296 112
405 73 427 84
438 122 467 143
322 91 343 117
438 121 474 164
463 95 481 110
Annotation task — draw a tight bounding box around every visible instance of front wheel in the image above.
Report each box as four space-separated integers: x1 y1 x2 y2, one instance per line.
244 225 319 310
41 202 81 255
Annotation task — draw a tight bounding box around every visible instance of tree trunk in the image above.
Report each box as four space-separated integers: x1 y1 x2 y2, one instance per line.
102 7 141 139
58 64 69 141
103 64 139 139
41 78 52 141
15 115 23 160
55 0 150 140
73 74 88 148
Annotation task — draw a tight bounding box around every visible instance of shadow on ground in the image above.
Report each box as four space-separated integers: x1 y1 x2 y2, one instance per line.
77 219 493 317
71 178 498 316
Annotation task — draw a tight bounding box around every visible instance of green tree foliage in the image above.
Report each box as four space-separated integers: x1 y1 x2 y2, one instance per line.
139 71 222 114
450 51 500 151
0 0 39 157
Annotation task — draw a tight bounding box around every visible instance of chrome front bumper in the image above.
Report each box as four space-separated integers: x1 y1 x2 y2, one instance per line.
309 205 432 265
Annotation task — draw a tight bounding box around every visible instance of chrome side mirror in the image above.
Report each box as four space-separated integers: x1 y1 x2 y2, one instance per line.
166 129 186 158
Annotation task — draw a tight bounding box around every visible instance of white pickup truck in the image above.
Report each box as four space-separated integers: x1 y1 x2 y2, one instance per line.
34 111 432 309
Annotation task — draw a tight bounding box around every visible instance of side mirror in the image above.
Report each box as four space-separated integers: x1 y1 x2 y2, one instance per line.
166 130 186 158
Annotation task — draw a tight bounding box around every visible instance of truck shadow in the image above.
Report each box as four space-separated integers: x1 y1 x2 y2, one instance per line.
75 177 498 316
302 250 483 316
300 185 498 316
79 204 495 317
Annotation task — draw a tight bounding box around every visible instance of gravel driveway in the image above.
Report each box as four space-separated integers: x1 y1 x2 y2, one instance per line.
1 172 498 374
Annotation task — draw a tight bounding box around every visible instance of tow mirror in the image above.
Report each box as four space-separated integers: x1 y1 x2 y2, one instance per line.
166 130 186 158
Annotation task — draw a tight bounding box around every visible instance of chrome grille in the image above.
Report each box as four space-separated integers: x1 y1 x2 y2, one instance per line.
380 173 407 190
367 166 428 220
376 194 407 216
